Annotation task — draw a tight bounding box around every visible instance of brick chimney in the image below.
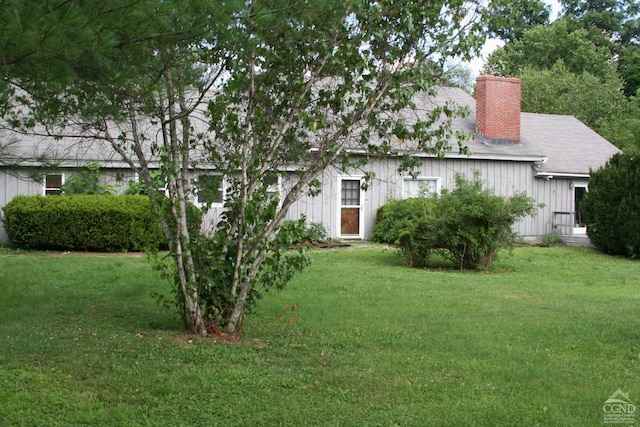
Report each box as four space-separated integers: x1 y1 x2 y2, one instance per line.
475 75 521 143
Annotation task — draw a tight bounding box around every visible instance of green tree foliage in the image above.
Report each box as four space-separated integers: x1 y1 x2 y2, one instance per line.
485 0 551 42
484 18 613 79
0 1 124 87
597 92 640 152
520 62 628 132
562 0 638 24
372 173 537 270
561 0 640 96
581 152 640 257
0 0 487 336
618 44 640 97
440 62 476 94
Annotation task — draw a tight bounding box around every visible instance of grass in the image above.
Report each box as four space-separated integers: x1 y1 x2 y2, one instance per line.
0 245 639 426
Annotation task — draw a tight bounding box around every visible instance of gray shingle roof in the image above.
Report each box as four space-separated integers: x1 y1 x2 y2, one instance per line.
0 86 620 176
431 87 620 176
521 112 620 176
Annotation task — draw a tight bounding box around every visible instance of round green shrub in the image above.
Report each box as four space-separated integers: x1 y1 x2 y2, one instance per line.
372 173 537 269
371 197 438 267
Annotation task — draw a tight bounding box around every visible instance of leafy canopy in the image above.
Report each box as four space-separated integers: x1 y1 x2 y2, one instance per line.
484 18 613 79
0 0 487 336
520 61 628 132
485 0 551 43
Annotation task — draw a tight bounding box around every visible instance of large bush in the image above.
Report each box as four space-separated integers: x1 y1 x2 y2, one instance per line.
372 173 537 269
2 194 201 251
582 152 640 257
371 197 438 267
434 174 537 269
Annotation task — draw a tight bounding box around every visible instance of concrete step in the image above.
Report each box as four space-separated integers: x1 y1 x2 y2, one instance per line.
562 235 593 247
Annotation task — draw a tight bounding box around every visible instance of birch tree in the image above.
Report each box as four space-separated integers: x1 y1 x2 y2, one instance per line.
2 0 487 337
2 0 235 336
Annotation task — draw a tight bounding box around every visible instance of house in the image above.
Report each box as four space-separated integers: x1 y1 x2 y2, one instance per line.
288 75 620 243
0 75 621 245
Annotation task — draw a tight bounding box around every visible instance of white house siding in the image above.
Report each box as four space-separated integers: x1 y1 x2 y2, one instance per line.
172 163 578 240
0 158 587 246
0 170 43 243
284 170 339 237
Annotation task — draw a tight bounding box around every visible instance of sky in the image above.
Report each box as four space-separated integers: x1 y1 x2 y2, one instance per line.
467 0 562 77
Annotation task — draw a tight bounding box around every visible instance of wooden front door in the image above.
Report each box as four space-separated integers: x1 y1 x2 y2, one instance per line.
340 179 362 237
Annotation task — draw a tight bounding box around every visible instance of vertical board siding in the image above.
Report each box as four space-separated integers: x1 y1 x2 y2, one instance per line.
0 169 44 244
286 157 575 241
1 157 580 245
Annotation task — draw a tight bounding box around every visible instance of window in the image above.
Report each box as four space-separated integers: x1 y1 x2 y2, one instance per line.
44 174 64 195
341 179 361 206
402 177 439 198
197 175 224 205
266 175 281 205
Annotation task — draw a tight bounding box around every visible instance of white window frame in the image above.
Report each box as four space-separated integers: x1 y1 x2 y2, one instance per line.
266 175 283 208
195 174 225 207
401 177 440 199
43 173 64 195
572 182 588 235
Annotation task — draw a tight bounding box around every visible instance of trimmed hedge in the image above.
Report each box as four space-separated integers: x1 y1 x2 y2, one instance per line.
3 195 172 251
582 152 640 257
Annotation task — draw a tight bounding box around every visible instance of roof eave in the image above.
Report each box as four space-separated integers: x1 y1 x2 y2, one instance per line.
534 171 590 179
339 148 546 163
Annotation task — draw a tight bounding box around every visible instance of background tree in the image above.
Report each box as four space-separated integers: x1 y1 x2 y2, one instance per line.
597 93 640 153
0 1 114 84
484 18 613 78
519 62 628 132
618 43 640 97
1 0 487 336
485 0 551 42
560 0 640 96
441 62 476 94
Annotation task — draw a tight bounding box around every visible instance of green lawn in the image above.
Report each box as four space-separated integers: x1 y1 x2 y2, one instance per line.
0 245 639 426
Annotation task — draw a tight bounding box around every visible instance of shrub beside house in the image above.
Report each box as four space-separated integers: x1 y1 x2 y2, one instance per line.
372 172 538 269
